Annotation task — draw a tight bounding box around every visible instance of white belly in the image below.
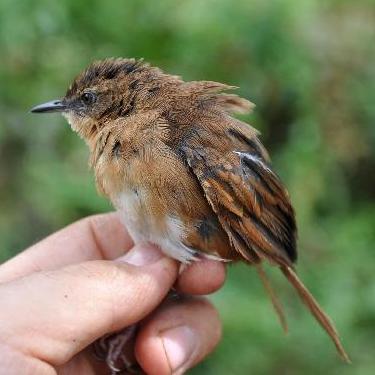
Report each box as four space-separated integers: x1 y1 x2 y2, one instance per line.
113 190 199 263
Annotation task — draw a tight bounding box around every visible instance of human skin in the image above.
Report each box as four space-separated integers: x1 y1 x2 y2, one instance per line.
0 213 226 375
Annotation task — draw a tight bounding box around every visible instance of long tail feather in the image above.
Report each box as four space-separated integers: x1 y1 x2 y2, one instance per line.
280 265 350 363
256 264 288 333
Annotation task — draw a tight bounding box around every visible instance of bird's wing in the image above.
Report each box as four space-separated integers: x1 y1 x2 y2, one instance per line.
180 126 297 267
180 125 351 362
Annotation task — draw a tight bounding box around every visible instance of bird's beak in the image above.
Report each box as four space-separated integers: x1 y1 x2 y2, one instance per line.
30 100 66 114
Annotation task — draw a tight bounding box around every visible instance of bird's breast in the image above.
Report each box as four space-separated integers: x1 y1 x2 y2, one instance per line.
113 189 150 243
113 188 203 263
95 137 233 263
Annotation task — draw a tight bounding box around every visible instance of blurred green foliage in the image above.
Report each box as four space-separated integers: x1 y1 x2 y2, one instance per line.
1 0 374 373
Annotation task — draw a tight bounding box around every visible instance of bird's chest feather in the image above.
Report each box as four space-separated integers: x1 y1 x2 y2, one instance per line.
94 135 230 263
113 189 200 263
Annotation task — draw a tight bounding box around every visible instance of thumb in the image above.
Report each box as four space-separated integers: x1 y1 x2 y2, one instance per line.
0 244 178 366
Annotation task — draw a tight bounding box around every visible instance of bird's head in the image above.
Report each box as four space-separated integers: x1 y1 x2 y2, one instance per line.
31 58 179 141
31 57 253 151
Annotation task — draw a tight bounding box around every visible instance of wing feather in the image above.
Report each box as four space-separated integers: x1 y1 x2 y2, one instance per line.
180 124 349 361
181 140 297 266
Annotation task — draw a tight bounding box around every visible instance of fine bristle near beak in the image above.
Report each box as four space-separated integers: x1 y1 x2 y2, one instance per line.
30 100 66 113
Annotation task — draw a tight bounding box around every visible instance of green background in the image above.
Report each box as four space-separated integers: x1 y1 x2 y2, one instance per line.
0 0 374 373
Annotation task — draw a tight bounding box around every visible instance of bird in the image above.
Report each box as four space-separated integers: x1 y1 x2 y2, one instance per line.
31 57 350 372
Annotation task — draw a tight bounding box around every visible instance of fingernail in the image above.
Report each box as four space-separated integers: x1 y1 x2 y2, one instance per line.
117 243 164 266
161 325 197 373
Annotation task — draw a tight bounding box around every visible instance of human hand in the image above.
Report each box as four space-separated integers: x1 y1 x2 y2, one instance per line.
0 213 225 374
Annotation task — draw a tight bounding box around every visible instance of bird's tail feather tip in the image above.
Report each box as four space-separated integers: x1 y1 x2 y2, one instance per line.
280 265 351 363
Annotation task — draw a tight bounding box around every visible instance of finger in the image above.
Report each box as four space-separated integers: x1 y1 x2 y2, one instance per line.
0 212 133 283
135 296 222 375
175 259 226 295
0 244 178 367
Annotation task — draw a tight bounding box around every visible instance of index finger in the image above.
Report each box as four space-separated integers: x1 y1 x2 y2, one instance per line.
0 213 133 283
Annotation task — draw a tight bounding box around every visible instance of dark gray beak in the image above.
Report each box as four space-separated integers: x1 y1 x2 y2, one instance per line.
30 100 66 113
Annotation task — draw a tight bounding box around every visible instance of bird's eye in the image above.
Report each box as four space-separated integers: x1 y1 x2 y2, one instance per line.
81 92 97 105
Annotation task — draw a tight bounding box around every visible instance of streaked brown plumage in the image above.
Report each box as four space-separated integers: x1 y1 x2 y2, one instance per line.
31 58 350 368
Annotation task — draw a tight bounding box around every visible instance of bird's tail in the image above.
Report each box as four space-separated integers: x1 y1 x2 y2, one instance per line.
280 265 351 363
256 264 288 334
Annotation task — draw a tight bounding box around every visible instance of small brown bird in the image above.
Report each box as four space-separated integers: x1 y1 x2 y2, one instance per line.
31 58 349 370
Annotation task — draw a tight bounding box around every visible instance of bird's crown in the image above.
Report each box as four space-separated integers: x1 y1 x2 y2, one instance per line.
31 57 253 140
